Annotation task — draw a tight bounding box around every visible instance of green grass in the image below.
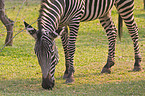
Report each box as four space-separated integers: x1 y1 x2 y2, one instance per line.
0 0 145 95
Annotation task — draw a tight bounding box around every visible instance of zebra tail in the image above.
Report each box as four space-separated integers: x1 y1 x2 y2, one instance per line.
118 14 123 41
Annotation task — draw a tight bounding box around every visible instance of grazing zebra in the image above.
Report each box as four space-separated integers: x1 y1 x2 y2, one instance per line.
24 0 141 89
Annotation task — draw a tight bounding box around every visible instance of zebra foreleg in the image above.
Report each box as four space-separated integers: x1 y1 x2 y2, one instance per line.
60 27 70 79
65 21 80 83
99 12 117 73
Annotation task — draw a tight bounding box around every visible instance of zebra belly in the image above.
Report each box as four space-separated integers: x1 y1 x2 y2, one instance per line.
81 0 115 22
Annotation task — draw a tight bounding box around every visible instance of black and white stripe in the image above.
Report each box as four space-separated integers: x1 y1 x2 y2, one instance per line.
33 0 141 87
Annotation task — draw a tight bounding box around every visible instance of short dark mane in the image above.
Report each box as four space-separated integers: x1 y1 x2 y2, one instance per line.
37 0 47 40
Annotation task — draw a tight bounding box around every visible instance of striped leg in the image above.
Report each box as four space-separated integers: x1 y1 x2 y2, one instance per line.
99 11 117 73
64 20 80 83
60 27 70 79
115 0 141 71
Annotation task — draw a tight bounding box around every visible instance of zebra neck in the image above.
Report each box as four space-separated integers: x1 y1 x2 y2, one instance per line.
41 28 58 39
39 0 65 39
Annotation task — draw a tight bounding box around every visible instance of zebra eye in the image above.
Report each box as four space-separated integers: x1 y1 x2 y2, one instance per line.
49 45 54 53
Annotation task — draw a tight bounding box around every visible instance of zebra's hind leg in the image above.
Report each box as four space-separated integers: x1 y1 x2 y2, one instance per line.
101 58 115 73
99 11 117 73
115 0 142 71
60 26 70 79
122 13 142 71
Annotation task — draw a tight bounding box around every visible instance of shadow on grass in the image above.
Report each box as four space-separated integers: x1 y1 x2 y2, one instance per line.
1 76 145 96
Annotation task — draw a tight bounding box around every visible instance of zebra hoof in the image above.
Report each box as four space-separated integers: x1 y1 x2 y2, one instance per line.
101 67 111 74
65 77 75 84
133 66 142 71
63 73 68 79
65 73 74 84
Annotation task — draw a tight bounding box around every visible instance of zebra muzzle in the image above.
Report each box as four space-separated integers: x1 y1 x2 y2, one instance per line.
42 75 55 90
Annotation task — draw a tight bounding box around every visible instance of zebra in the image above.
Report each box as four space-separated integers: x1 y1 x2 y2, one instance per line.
24 0 141 89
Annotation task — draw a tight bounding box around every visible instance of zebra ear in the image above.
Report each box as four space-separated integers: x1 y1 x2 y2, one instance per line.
24 21 37 40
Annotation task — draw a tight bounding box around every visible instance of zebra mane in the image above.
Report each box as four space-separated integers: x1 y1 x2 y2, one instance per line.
37 0 46 40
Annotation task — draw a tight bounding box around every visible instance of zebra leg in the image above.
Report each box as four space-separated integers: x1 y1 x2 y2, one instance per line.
115 0 142 71
99 11 117 73
65 21 80 83
60 27 70 79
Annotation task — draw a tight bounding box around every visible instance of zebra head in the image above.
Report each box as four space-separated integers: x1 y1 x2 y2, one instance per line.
24 21 59 90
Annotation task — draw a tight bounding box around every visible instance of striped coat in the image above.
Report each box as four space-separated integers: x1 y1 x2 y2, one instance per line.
24 0 141 89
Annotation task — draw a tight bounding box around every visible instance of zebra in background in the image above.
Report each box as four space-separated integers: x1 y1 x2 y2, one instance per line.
24 0 141 89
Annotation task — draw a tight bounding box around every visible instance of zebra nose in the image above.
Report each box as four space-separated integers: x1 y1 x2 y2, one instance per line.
42 77 55 90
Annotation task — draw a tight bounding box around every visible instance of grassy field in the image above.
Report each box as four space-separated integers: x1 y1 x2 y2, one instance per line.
0 0 145 95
